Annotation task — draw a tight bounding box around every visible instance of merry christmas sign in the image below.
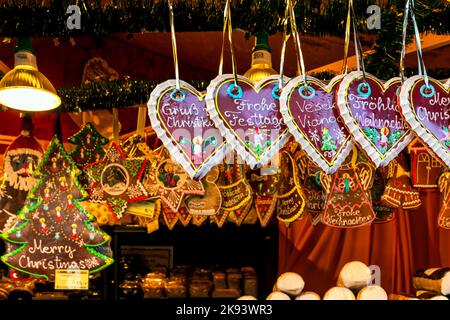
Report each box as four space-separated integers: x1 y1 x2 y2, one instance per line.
206 74 290 168
149 80 228 179
399 76 450 168
1 137 113 280
337 71 413 167
280 75 353 174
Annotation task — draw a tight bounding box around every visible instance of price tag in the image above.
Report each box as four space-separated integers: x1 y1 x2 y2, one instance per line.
54 269 89 290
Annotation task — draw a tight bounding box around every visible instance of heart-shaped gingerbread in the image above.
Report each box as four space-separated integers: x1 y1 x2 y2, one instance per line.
280 75 353 174
148 80 228 180
337 71 413 167
399 76 450 167
206 74 290 168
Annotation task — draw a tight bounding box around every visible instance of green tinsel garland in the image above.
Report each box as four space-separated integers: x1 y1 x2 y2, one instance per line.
366 0 449 79
0 0 448 38
54 68 448 113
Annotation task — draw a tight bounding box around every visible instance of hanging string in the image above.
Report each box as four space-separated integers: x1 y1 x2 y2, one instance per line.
168 0 180 91
400 0 425 83
409 0 430 88
288 0 307 87
278 0 291 89
353 17 361 72
350 2 367 84
341 0 352 74
218 0 230 76
226 0 239 88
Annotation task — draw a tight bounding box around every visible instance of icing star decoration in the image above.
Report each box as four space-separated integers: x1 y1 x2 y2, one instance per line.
85 142 148 219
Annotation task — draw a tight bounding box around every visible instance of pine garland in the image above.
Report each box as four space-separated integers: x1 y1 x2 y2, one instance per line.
0 0 448 38
366 0 449 79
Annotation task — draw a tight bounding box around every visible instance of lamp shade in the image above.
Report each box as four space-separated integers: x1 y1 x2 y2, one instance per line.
0 38 61 112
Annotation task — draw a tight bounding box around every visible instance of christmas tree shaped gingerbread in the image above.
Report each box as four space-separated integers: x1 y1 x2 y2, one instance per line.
68 122 109 168
1 136 114 281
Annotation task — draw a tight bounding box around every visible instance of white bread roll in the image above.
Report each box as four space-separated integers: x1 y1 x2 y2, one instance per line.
266 291 291 300
237 296 257 300
275 272 305 296
323 287 356 300
295 291 321 300
338 261 371 290
357 285 388 300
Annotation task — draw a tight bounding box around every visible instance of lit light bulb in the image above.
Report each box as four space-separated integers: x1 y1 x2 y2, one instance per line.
244 31 277 82
0 37 61 111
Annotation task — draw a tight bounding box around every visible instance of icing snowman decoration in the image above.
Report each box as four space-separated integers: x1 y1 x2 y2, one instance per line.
55 232 60 240
379 127 390 153
55 206 62 222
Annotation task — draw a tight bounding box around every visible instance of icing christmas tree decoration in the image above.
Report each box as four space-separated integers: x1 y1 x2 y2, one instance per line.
206 74 290 169
399 77 450 168
68 122 109 168
149 80 228 180
141 146 205 213
0 136 113 280
0 115 43 233
407 138 444 189
320 148 376 228
84 142 148 220
381 153 421 210
276 150 306 225
280 75 353 174
437 172 450 229
337 71 412 167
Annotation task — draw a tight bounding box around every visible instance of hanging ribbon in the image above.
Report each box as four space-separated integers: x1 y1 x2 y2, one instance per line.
168 0 181 92
400 0 429 87
350 1 367 83
226 1 239 88
288 0 307 83
341 0 352 74
217 0 239 89
278 0 291 89
218 0 230 76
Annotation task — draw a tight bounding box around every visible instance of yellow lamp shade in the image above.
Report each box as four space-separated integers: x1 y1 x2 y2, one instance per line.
0 65 61 111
